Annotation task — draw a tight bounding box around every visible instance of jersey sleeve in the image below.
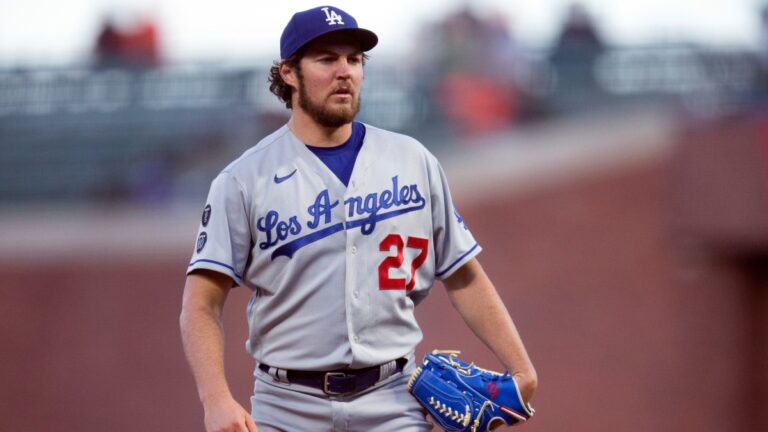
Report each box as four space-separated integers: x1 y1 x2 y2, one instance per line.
429 158 482 280
187 171 252 285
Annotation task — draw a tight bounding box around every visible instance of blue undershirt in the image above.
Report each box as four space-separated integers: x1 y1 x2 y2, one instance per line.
305 121 365 187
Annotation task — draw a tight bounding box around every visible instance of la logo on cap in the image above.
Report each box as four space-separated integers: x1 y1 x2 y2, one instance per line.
279 6 377 59
322 7 344 25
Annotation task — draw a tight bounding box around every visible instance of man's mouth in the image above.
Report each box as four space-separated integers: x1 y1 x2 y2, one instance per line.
333 88 352 96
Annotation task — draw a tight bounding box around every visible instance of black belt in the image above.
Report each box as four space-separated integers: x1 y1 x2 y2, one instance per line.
259 358 407 395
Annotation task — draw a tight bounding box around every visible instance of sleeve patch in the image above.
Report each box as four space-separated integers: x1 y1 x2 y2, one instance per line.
196 232 208 253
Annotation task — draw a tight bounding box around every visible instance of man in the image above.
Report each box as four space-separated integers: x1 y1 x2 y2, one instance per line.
180 5 536 431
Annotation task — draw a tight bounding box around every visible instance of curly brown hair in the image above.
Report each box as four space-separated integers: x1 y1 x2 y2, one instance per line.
268 55 303 109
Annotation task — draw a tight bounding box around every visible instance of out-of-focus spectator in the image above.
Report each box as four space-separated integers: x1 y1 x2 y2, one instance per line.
415 7 529 137
435 8 484 74
93 14 162 69
437 73 517 136
94 18 124 69
123 16 161 68
549 3 605 110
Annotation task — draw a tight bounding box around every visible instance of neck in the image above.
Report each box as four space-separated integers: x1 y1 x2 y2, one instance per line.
287 108 353 148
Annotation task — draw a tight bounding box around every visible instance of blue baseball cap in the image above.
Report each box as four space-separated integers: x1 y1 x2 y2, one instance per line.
280 6 378 60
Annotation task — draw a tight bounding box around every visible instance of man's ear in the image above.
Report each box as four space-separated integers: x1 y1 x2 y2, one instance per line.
280 62 298 89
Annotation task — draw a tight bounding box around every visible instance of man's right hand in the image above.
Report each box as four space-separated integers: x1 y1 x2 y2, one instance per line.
203 396 259 432
181 272 255 431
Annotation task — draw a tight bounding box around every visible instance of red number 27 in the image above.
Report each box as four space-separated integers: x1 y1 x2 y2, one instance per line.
378 234 429 290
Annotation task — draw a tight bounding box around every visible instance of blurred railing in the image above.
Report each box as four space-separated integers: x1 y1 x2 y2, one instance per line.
0 65 428 128
595 45 759 114
0 45 762 205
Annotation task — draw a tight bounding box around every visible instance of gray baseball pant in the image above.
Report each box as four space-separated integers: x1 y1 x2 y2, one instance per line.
251 364 433 431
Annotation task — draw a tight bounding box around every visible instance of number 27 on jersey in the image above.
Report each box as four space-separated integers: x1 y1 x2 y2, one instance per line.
378 234 428 290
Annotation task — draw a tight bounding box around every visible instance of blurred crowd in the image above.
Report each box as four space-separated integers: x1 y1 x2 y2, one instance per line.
78 2 768 133
3 2 768 206
413 3 607 135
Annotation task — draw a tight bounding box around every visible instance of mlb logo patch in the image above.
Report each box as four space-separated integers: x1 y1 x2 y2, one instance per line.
196 232 208 253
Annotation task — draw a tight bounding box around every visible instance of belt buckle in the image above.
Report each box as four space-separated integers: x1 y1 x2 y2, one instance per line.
323 371 350 395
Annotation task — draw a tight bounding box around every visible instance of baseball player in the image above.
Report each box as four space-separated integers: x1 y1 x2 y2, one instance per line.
179 5 537 432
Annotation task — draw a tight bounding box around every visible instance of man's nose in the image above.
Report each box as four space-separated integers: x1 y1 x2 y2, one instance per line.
335 59 353 79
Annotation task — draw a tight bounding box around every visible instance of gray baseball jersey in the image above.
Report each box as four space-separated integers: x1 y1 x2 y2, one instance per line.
187 123 480 371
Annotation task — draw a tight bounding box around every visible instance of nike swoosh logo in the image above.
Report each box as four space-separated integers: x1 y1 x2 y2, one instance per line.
274 169 297 184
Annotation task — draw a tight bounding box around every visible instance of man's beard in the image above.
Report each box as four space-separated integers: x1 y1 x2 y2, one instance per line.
297 73 360 128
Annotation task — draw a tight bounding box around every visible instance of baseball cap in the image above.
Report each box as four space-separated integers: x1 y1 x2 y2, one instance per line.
280 5 378 60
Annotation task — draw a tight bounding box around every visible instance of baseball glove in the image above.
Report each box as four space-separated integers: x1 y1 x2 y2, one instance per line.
407 350 534 431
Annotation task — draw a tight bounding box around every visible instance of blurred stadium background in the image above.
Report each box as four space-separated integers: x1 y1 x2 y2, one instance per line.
2 1 768 431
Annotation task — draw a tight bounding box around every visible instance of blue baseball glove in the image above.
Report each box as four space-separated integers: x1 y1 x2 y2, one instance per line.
407 350 534 431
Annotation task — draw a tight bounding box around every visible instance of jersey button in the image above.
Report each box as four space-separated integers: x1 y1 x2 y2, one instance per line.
353 290 359 299
351 246 357 254
353 335 360 343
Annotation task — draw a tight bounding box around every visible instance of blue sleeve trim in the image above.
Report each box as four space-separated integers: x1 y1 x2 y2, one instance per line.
188 259 242 282
435 243 480 278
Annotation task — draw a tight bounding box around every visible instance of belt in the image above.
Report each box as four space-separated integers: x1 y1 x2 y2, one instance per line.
259 358 407 396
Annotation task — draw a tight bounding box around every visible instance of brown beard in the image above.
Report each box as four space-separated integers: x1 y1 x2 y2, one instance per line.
296 69 360 128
